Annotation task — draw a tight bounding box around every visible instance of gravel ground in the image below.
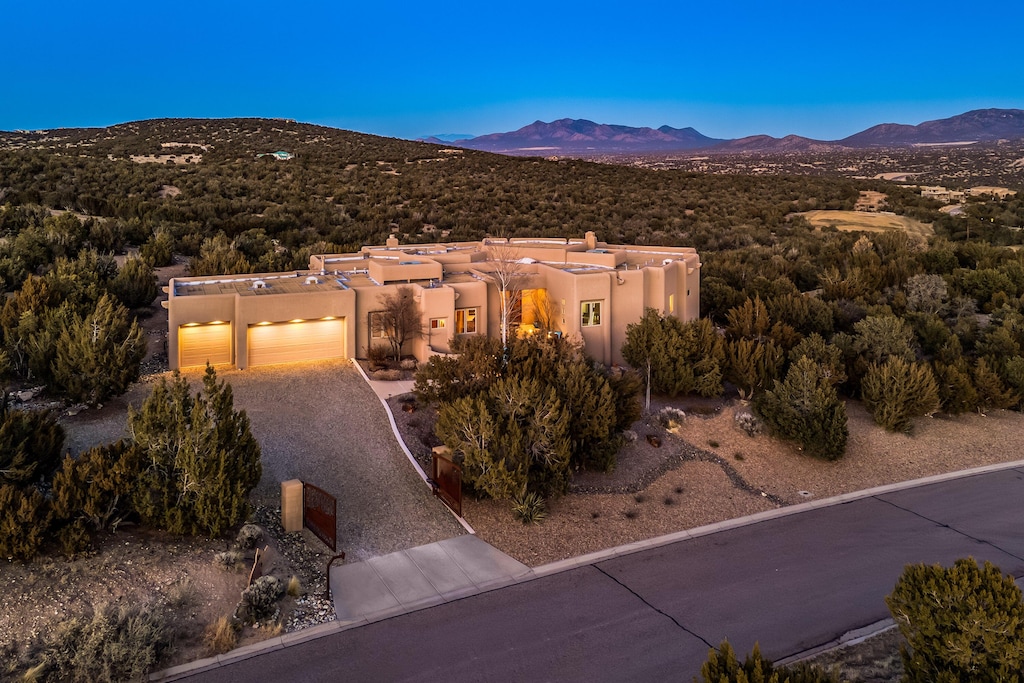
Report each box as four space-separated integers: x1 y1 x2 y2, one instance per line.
458 398 1024 567
199 360 465 562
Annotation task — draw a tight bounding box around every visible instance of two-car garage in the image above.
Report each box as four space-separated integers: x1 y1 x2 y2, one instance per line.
178 318 347 369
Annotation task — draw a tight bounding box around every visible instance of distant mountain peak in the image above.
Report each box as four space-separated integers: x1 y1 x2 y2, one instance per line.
455 118 724 154
422 109 1024 156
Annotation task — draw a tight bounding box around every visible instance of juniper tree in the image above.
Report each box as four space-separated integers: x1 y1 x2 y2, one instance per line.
972 357 1017 412
621 308 666 410
109 255 158 309
0 483 49 561
129 366 261 536
0 407 65 488
51 441 140 537
886 558 1024 683
754 356 848 461
932 359 979 415
861 357 940 433
725 337 783 398
788 334 846 386
140 230 175 267
51 293 146 405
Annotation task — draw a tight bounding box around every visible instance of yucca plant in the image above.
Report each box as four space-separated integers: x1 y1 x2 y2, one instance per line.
511 491 548 525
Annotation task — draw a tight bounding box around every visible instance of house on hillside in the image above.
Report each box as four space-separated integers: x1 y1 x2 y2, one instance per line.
163 232 701 369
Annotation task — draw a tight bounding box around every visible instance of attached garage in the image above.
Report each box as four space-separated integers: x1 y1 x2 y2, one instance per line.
179 323 232 368
247 318 346 367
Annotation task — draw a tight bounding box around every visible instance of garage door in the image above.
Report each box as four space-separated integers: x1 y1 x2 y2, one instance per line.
247 318 346 367
179 323 232 368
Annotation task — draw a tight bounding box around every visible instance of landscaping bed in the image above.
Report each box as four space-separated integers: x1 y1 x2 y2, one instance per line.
392 392 1024 567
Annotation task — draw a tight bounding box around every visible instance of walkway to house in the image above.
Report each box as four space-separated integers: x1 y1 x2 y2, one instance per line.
191 359 464 562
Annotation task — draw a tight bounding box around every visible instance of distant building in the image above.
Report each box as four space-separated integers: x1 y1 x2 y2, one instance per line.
966 186 1017 200
920 186 965 203
256 151 294 160
164 232 701 369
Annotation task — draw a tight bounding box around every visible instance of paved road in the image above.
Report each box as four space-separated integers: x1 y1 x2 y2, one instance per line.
177 465 1024 682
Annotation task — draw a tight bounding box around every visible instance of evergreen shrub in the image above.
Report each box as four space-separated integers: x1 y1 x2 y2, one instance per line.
886 558 1024 683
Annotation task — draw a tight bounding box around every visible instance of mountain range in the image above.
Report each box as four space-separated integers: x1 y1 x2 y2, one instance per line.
421 109 1024 155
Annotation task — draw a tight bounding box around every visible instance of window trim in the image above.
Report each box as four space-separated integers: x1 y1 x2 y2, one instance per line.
581 300 602 327
455 307 477 334
368 310 388 339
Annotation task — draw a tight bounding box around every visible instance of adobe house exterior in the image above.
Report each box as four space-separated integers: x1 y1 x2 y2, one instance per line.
164 232 701 370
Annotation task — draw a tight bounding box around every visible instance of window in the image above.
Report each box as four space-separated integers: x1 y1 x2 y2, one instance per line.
430 318 447 330
581 301 602 327
668 294 675 314
455 308 477 334
368 311 388 339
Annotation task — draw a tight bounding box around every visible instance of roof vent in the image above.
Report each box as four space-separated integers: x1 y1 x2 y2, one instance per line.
662 258 673 266
305 276 320 285
253 280 267 289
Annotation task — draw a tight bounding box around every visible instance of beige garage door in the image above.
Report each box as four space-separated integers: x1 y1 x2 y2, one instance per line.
179 323 232 368
247 318 346 367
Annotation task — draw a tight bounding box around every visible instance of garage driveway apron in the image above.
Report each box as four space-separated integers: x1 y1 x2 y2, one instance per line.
199 359 465 561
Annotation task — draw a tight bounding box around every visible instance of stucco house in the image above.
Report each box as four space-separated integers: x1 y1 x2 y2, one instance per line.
164 232 701 370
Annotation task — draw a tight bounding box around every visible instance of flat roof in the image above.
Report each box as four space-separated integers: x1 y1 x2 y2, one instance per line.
173 272 349 297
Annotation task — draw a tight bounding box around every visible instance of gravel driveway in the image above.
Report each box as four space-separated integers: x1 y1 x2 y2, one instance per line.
209 360 465 561
62 359 464 562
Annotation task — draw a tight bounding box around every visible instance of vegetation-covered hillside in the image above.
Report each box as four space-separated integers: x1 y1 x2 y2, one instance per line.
4 118 1024 459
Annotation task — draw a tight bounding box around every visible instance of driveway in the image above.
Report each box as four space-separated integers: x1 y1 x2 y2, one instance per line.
186 360 464 561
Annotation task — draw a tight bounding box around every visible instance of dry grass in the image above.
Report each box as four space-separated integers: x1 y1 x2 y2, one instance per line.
795 210 933 237
204 616 238 655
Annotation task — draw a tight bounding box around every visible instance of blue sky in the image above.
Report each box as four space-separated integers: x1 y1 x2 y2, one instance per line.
5 0 1021 140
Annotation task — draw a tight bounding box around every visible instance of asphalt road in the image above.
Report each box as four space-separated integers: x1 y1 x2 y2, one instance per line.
179 465 1024 682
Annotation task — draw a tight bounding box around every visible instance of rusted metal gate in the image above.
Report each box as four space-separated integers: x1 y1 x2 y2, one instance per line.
431 449 463 517
302 482 337 551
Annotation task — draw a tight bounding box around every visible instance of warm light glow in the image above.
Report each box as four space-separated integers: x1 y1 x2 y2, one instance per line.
322 316 336 320
183 323 199 327
209 320 225 325
290 318 304 323
257 321 273 326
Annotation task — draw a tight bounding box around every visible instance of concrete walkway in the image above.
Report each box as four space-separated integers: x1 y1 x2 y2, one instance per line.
330 535 530 624
363 377 415 401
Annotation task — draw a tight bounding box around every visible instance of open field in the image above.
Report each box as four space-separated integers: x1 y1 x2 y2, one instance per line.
794 209 933 237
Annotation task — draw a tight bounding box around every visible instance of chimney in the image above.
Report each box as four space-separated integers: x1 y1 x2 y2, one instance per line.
585 231 597 250
386 233 399 248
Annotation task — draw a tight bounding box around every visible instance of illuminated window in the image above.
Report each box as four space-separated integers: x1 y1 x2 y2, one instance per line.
581 301 602 327
430 318 447 330
368 311 388 339
669 294 675 314
455 308 477 334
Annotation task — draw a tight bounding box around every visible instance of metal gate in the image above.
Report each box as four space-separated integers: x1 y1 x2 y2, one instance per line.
302 482 337 551
431 449 463 517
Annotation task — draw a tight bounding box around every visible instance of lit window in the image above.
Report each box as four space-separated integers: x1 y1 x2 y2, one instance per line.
369 311 388 339
455 308 477 334
430 318 447 330
669 294 675 314
581 301 602 327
